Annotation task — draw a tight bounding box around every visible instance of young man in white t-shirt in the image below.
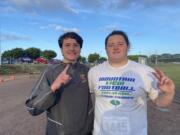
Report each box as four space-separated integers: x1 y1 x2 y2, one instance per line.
88 30 175 135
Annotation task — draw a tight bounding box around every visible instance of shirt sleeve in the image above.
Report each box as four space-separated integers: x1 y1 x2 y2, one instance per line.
25 67 57 116
88 68 95 93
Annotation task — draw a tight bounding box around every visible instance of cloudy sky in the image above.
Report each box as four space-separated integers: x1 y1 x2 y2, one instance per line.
1 0 180 59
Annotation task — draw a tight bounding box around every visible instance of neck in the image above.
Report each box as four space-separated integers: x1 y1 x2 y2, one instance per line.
108 58 128 67
63 59 77 64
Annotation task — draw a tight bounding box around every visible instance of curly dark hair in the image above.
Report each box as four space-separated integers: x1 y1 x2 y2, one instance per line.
58 32 83 48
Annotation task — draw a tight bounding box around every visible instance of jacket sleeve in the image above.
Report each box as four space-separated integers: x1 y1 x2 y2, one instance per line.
25 67 57 116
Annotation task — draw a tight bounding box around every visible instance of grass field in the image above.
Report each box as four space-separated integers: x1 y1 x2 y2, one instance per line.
0 63 180 90
0 64 47 74
150 63 180 91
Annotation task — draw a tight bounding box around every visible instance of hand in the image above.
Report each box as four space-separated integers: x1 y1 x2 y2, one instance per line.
153 68 175 95
51 64 72 92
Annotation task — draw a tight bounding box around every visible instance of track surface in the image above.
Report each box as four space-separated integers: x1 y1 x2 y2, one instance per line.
0 76 180 135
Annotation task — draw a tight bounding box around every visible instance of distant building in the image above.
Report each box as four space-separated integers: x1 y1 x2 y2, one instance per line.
19 57 33 63
138 57 147 65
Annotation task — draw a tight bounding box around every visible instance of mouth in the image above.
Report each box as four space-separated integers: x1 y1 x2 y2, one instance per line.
68 51 77 55
67 52 79 58
113 51 120 54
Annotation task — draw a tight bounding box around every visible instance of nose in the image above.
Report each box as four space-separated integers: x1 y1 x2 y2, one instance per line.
113 44 119 49
68 45 75 51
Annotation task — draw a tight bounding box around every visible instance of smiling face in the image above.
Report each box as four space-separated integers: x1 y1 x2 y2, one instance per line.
106 35 129 64
61 38 81 63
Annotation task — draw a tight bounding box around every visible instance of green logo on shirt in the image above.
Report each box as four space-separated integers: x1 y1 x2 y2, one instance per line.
110 100 120 106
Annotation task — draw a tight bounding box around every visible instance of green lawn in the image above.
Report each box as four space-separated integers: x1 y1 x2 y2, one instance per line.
150 63 180 91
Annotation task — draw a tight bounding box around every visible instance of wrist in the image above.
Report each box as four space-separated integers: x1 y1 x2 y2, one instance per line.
164 90 175 96
51 85 56 92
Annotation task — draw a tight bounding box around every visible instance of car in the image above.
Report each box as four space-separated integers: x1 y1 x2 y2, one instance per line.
48 59 61 64
20 57 33 63
35 57 48 64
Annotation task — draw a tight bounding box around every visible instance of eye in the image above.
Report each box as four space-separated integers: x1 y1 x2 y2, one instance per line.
65 44 70 47
107 44 113 48
118 43 124 46
73 43 80 47
63 44 72 49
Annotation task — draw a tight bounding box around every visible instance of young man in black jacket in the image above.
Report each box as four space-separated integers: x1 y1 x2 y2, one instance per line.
26 32 94 135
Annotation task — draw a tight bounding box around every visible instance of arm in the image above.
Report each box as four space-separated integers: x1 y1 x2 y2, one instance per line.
25 65 71 116
25 68 57 116
153 68 175 107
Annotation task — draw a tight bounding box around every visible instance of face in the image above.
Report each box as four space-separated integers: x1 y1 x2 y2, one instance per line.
106 35 129 63
61 38 81 63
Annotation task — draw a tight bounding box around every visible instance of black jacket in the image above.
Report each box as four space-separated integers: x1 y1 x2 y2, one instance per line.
25 62 94 135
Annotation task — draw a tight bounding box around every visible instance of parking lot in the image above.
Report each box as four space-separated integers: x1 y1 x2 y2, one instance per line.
0 75 180 135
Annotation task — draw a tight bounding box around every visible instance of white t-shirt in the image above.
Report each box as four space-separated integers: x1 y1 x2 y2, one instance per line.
88 60 159 135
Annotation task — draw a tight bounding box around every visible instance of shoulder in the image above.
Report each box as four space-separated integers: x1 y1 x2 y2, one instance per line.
76 63 90 73
89 61 107 73
47 63 63 70
44 63 65 76
78 63 89 69
129 60 154 73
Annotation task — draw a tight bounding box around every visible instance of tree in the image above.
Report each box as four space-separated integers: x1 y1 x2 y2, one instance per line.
161 53 172 59
173 54 180 58
25 47 41 59
88 53 100 63
2 50 13 59
78 55 87 63
128 55 139 62
99 56 107 63
42 50 57 60
11 48 24 59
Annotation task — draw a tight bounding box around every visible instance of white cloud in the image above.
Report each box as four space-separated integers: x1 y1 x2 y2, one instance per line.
5 0 78 14
1 33 31 41
108 0 180 10
3 0 180 15
75 0 102 9
74 9 94 14
0 6 16 13
101 24 120 32
40 24 80 33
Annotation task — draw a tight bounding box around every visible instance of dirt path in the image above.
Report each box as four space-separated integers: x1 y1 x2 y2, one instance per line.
0 76 180 135
0 77 45 135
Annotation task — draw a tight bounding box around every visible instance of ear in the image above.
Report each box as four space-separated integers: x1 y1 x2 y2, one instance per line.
105 46 108 54
61 48 64 56
127 45 130 52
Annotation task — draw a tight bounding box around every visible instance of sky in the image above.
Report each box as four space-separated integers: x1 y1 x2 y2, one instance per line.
1 0 180 60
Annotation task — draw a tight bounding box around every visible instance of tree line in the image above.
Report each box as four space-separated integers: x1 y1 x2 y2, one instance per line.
2 47 57 61
1 48 107 63
2 47 180 64
149 53 180 63
84 53 180 64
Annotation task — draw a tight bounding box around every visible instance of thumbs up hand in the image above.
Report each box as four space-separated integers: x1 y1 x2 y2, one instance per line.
51 64 72 92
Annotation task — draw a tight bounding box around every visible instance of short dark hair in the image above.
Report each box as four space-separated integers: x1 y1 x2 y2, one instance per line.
105 30 130 47
58 32 83 48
